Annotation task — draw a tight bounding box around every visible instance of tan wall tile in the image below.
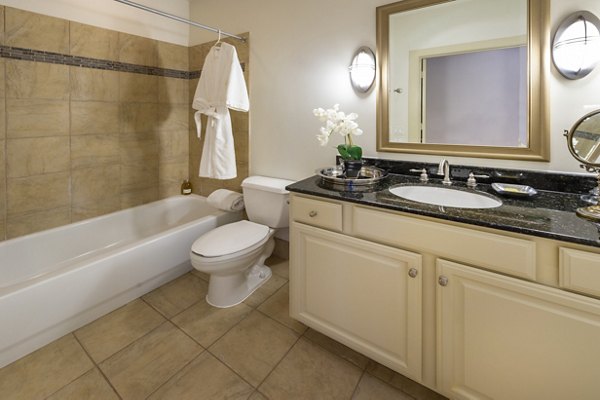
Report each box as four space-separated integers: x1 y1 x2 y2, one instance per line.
159 161 187 184
0 60 5 97
70 22 119 61
158 77 188 105
120 162 158 191
120 103 158 134
5 7 69 53
71 68 119 102
189 78 199 104
0 7 5 45
120 132 158 163
6 99 69 138
159 182 181 199
71 101 119 135
158 105 188 132
0 219 5 242
6 206 70 239
7 137 70 178
7 172 70 215
119 72 157 103
71 135 119 169
157 41 189 71
159 130 188 162
118 33 157 67
120 186 158 209
6 60 69 100
0 98 5 139
72 165 120 222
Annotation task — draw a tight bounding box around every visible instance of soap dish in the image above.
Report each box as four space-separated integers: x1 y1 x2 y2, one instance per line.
491 182 537 197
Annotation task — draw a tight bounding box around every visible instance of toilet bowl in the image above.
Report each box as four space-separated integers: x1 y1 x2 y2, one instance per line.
191 220 275 307
190 176 293 308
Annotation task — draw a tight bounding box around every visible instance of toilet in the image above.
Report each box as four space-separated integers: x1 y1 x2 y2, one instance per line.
190 176 294 308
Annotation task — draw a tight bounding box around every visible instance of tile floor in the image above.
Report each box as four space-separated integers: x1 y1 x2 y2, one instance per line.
0 257 448 400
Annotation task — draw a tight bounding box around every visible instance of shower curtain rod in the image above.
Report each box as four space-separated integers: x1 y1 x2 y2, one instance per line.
114 0 246 42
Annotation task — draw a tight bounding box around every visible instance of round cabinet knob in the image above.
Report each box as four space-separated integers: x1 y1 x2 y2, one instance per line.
408 268 418 278
438 275 449 287
309 210 318 217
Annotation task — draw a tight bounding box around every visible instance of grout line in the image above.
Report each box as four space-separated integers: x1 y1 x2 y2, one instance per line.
252 330 303 391
68 334 123 400
349 370 366 400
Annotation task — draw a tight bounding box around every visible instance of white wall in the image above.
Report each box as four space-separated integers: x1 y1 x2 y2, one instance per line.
188 0 600 180
0 0 190 45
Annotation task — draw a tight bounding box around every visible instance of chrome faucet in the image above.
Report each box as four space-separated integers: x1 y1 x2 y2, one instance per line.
437 159 452 185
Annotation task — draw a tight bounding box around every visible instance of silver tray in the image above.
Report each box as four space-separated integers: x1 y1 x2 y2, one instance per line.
491 182 538 197
317 165 388 187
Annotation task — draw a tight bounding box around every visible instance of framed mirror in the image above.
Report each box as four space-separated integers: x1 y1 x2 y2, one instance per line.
376 0 550 160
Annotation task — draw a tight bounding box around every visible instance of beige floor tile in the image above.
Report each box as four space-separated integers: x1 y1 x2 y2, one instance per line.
352 373 415 400
210 311 299 387
46 368 119 400
248 391 269 400
366 362 447 400
0 334 93 400
148 351 253 400
260 338 363 400
142 272 208 318
243 273 287 308
304 328 370 370
75 299 166 363
266 255 289 279
100 321 202 400
191 269 209 281
172 300 253 348
258 284 307 334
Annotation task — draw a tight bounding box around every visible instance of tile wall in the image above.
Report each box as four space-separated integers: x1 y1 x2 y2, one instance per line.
0 6 250 241
188 37 250 196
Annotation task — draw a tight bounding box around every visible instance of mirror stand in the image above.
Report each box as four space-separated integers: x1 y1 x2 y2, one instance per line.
580 165 600 205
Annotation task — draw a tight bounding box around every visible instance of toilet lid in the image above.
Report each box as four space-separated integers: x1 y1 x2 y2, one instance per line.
192 220 270 257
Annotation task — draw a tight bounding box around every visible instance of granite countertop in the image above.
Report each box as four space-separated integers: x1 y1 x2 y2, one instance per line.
287 173 600 248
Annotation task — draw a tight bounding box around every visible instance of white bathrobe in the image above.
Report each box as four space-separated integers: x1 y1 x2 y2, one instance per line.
192 42 249 179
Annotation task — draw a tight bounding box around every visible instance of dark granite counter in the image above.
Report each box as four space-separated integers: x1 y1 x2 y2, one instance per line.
287 173 600 248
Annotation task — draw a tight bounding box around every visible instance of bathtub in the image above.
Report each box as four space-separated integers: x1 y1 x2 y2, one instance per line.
0 194 242 368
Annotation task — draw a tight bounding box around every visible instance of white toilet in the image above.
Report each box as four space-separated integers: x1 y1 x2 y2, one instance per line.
190 176 294 308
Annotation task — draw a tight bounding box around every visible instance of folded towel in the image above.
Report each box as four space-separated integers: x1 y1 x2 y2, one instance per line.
207 189 245 212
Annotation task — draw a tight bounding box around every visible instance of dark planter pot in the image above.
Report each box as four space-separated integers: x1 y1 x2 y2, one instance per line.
343 159 363 178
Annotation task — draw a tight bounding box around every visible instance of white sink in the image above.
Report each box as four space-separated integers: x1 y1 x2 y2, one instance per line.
389 185 502 209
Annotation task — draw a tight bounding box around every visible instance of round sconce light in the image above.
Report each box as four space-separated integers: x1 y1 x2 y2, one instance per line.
552 11 600 80
349 46 376 92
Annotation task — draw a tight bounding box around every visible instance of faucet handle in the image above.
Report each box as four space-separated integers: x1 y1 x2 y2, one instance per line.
467 172 490 188
409 168 429 183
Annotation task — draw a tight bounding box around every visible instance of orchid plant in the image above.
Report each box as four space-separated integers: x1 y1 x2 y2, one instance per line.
313 104 363 161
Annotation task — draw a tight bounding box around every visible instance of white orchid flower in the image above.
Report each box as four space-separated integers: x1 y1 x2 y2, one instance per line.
313 104 362 157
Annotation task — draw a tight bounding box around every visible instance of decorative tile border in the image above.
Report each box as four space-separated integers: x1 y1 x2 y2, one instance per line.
0 45 245 80
0 45 191 79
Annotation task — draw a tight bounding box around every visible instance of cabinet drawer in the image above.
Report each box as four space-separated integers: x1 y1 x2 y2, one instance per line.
291 196 342 231
559 248 600 297
352 206 536 280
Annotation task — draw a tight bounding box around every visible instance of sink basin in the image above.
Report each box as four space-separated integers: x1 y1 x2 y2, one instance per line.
389 185 502 209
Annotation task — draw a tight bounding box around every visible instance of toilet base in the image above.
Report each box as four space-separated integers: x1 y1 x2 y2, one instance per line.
206 264 272 308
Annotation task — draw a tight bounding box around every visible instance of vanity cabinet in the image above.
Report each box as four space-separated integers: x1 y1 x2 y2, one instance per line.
289 193 600 399
437 259 600 400
290 222 423 380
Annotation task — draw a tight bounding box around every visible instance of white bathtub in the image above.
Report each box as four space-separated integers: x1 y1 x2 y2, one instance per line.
0 195 242 368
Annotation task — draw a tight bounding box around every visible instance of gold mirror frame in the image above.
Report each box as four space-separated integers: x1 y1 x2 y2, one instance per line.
376 0 550 161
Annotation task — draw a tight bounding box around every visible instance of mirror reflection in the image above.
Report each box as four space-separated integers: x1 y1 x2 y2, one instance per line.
569 110 600 165
376 0 550 160
388 0 526 146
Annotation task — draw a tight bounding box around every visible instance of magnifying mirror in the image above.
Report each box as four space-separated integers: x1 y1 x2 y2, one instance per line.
566 109 600 221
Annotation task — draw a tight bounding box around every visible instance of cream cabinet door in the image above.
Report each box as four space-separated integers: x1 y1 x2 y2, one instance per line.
437 259 600 400
290 222 423 380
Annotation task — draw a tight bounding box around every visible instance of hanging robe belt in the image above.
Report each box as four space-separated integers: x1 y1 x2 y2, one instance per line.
194 107 224 139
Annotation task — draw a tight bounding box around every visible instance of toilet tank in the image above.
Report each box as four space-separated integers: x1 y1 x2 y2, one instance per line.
241 176 295 228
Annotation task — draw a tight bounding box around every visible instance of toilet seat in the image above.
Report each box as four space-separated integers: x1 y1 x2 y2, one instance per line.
192 220 270 259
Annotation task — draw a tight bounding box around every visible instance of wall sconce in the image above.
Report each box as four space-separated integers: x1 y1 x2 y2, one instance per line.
349 46 376 92
552 11 600 80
